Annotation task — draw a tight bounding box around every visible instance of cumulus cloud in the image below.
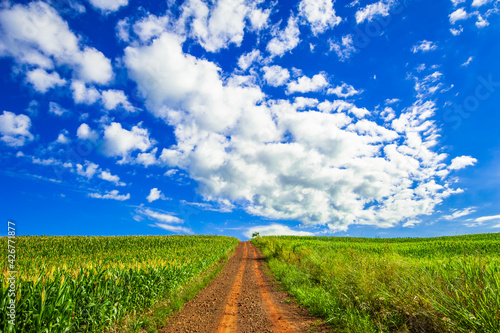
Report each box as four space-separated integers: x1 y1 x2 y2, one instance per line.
0 2 113 84
238 50 261 71
262 65 290 87
124 29 469 232
411 40 437 53
88 189 130 200
87 0 128 13
101 122 154 163
449 8 469 24
298 0 342 35
178 0 249 52
327 82 362 98
76 123 98 141
76 161 99 178
71 80 101 105
266 16 301 57
287 73 329 94
0 111 34 147
48 102 69 116
147 187 165 202
355 0 397 24
471 0 492 7
449 156 477 170
101 89 135 112
330 34 356 62
98 171 126 186
244 223 314 238
26 68 66 93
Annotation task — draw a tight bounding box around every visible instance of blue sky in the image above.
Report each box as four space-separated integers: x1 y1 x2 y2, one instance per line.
0 0 499 240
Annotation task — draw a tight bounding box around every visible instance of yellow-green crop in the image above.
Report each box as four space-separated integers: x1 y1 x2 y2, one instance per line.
0 235 238 332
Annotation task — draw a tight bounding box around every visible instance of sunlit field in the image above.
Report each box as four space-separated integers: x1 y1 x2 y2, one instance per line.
252 233 500 333
0 235 238 332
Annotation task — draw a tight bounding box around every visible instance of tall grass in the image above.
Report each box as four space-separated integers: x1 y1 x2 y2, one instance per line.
252 233 500 332
0 235 239 332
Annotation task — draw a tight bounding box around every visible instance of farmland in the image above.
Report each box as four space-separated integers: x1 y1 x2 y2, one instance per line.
0 235 238 332
252 233 500 333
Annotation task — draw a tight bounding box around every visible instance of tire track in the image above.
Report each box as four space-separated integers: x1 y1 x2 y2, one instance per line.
217 242 248 333
251 245 294 333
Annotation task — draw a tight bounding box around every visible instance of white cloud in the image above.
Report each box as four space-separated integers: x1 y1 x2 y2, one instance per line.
124 29 467 232
76 161 99 178
26 68 66 93
0 111 34 147
140 207 183 223
238 50 261 71
71 80 101 105
136 148 158 167
471 0 492 7
87 0 128 13
475 214 500 222
461 56 474 66
146 187 164 202
48 102 69 116
465 214 500 227
56 131 70 144
247 4 271 31
411 40 437 53
317 99 369 117
132 14 169 43
98 171 125 186
287 73 329 94
76 123 98 141
101 90 135 112
0 2 113 84
327 82 362 98
266 16 301 57
244 223 314 238
443 207 476 220
88 189 130 201
449 156 477 170
101 122 154 163
450 26 463 35
449 8 469 24
330 34 356 62
262 65 290 87
179 0 249 52
355 0 396 24
451 0 466 6
298 0 342 35
151 223 193 234
475 14 489 28
402 219 420 228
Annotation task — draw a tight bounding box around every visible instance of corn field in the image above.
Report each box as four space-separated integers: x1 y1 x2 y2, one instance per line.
0 235 238 332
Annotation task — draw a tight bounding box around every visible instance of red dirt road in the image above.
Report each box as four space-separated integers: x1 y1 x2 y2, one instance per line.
160 241 331 333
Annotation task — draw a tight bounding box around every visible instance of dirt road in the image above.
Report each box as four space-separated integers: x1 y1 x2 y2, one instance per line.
160 241 331 333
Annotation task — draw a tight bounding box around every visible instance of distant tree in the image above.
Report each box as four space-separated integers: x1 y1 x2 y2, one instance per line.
252 232 260 238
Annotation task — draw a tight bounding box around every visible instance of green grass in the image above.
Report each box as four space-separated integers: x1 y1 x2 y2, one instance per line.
252 233 500 333
0 235 239 332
